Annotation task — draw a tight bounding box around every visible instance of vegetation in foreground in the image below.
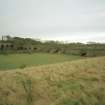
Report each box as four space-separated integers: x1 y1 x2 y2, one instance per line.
0 53 82 70
0 56 105 105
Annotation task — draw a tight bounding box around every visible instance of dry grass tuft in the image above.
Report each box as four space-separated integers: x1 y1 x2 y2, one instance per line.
0 56 105 105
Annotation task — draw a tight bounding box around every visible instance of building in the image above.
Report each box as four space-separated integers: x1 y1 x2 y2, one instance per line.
0 42 14 50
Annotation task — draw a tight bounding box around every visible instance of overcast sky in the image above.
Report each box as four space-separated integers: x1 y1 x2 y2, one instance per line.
0 0 105 43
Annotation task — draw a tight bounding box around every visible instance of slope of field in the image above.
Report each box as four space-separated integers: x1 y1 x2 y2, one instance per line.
0 57 105 105
0 53 82 70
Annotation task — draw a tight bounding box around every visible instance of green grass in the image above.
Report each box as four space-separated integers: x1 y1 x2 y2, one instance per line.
0 56 105 105
0 53 82 70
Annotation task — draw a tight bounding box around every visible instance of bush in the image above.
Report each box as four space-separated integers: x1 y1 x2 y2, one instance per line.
80 49 87 56
20 64 26 69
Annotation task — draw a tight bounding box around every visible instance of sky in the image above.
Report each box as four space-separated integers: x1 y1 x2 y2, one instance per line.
0 0 105 43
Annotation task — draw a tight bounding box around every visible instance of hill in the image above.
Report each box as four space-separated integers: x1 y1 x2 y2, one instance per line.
0 57 105 105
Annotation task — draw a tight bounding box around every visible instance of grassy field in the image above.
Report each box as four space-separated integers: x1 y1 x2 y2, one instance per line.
0 56 105 105
0 53 82 70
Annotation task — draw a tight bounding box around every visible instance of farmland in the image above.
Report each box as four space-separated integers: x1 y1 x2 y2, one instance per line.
0 56 105 105
0 53 82 70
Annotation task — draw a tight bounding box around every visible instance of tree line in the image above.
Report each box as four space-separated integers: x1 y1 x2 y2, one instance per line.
0 35 105 57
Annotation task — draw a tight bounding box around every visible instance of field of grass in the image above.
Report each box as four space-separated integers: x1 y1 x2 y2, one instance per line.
0 56 105 105
0 53 82 70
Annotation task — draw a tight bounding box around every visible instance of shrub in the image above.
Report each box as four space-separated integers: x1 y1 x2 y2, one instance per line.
20 64 26 69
